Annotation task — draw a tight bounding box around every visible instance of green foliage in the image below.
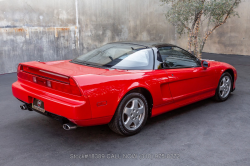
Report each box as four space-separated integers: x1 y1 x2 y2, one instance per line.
161 0 241 57
203 0 240 24
162 0 205 35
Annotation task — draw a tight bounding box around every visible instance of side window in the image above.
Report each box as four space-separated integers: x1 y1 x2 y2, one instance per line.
158 47 200 68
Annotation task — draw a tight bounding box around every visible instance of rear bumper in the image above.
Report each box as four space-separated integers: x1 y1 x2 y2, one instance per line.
12 81 112 126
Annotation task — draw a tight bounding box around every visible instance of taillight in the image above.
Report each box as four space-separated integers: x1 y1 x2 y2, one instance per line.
69 78 82 96
17 64 22 72
33 77 37 83
17 64 23 76
17 64 82 96
47 80 52 87
51 78 82 96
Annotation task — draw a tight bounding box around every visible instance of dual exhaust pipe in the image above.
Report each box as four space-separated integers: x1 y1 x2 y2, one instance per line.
20 104 77 130
62 123 77 130
20 104 28 110
20 104 32 111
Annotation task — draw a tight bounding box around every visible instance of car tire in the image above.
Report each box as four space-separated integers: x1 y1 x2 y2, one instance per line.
108 92 148 136
213 72 232 102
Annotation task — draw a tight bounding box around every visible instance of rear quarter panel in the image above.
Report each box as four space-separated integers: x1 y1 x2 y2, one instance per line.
73 70 170 119
73 72 146 118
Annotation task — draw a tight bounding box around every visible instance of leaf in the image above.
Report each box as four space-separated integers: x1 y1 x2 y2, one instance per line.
161 0 241 57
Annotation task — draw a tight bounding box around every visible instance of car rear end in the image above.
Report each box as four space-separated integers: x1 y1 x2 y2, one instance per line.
12 62 92 129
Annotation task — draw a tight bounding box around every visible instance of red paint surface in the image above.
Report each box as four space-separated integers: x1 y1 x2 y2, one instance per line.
12 59 237 126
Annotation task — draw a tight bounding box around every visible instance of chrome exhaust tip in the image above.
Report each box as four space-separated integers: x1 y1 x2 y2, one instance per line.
63 123 77 130
20 104 27 110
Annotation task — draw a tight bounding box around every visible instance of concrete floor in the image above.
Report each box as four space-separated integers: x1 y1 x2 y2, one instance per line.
0 53 250 166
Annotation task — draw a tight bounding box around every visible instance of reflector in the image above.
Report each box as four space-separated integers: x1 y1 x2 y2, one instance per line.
47 80 52 87
33 77 37 83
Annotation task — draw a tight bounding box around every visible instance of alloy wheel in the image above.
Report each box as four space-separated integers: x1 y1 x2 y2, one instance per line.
122 98 145 131
219 76 231 99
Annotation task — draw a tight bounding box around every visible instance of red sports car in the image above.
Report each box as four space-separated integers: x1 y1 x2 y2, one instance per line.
12 42 237 136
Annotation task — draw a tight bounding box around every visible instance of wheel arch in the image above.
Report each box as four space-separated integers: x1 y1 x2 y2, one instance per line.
117 85 154 119
224 68 235 91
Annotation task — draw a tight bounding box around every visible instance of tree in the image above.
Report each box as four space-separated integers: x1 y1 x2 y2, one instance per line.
161 0 241 58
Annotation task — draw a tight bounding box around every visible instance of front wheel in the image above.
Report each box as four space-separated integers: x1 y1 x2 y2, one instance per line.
214 72 232 101
108 92 148 136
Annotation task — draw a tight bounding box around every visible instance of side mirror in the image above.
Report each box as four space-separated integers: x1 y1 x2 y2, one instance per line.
202 60 210 69
161 62 168 69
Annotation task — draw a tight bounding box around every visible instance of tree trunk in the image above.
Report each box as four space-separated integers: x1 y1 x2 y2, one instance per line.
187 31 193 53
200 38 207 57
198 1 238 58
193 15 202 58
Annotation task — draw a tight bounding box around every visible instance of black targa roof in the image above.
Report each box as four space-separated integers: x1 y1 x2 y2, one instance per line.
108 41 176 48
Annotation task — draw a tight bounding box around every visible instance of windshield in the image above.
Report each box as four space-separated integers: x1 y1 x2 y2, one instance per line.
71 43 154 70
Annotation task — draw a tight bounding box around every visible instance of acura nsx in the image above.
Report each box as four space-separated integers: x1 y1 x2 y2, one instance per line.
12 41 237 136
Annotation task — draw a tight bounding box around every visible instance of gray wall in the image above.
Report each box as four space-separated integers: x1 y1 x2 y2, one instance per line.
0 0 79 74
0 0 249 74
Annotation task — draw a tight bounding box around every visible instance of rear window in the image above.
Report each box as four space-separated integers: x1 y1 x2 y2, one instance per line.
72 43 154 70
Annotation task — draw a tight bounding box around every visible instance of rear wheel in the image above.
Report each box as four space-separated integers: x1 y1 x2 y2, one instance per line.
108 92 148 136
214 72 232 101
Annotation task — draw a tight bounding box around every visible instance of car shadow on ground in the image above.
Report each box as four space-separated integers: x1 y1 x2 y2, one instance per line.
8 94 236 144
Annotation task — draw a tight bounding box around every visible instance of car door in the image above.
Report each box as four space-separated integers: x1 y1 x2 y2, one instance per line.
158 46 214 106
